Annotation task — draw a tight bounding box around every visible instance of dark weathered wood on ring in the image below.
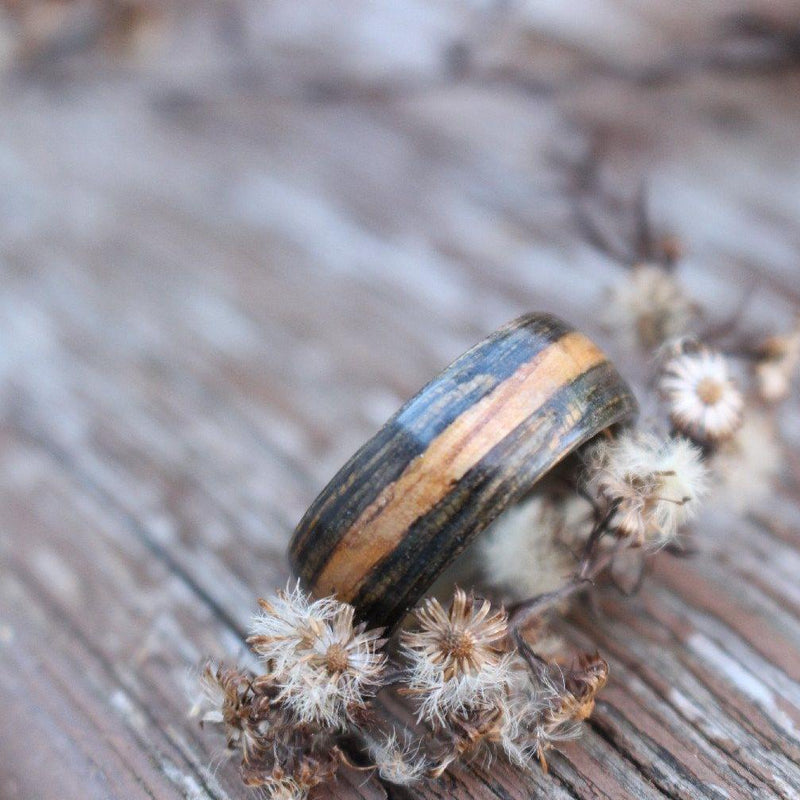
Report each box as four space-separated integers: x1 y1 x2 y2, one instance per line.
289 313 638 628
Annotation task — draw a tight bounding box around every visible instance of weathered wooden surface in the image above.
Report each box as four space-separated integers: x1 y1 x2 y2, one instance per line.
1 2 800 798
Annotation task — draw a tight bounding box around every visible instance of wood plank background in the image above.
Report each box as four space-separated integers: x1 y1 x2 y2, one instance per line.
1 2 800 798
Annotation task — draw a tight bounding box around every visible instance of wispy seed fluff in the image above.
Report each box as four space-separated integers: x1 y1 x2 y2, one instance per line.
604 264 695 348
247 584 386 728
189 662 234 726
583 431 708 548
660 346 744 444
366 731 429 786
262 777 306 800
480 496 576 602
400 589 513 725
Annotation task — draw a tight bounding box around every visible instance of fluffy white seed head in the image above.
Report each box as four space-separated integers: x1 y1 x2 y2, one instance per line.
401 590 513 726
660 348 744 443
480 496 576 602
249 582 341 675
604 264 695 348
248 584 386 728
584 431 708 547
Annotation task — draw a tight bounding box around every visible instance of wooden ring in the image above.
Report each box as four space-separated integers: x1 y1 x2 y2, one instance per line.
289 313 637 629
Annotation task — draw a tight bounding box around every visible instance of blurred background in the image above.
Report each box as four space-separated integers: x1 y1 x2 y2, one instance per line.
1 2 799 799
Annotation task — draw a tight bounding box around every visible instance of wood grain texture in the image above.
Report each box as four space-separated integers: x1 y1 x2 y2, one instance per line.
290 313 636 628
1 1 800 799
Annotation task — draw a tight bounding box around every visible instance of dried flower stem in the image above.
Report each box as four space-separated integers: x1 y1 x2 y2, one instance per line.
509 546 619 634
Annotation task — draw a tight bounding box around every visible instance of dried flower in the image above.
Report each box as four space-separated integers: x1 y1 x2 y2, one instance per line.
584 431 708 548
401 589 513 725
190 662 233 726
533 655 608 771
660 347 744 443
190 663 257 751
248 585 386 728
197 592 610 790
366 731 428 786
248 582 340 675
481 647 609 774
480 496 576 602
604 264 695 348
754 316 800 402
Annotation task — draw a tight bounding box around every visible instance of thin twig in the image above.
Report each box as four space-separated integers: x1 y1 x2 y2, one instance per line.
509 549 616 633
578 500 620 578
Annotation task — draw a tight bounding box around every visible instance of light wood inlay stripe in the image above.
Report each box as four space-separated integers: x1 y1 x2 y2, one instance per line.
313 330 606 600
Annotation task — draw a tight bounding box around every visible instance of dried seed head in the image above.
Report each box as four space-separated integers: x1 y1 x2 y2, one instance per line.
480 496 577 602
560 654 609 722
248 582 340 672
604 264 695 348
536 655 608 759
493 649 609 774
660 347 744 443
401 589 513 725
584 431 708 548
754 317 800 402
190 663 252 742
190 661 288 774
248 584 386 728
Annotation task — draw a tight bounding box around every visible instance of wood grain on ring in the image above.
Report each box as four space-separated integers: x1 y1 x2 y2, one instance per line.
289 313 637 628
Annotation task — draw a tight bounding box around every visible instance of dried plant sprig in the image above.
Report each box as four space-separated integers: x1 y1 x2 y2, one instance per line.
190 660 342 797
398 590 610 779
660 345 744 444
192 588 389 798
196 590 611 795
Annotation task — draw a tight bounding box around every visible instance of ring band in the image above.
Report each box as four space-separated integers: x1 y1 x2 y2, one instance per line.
289 313 637 629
